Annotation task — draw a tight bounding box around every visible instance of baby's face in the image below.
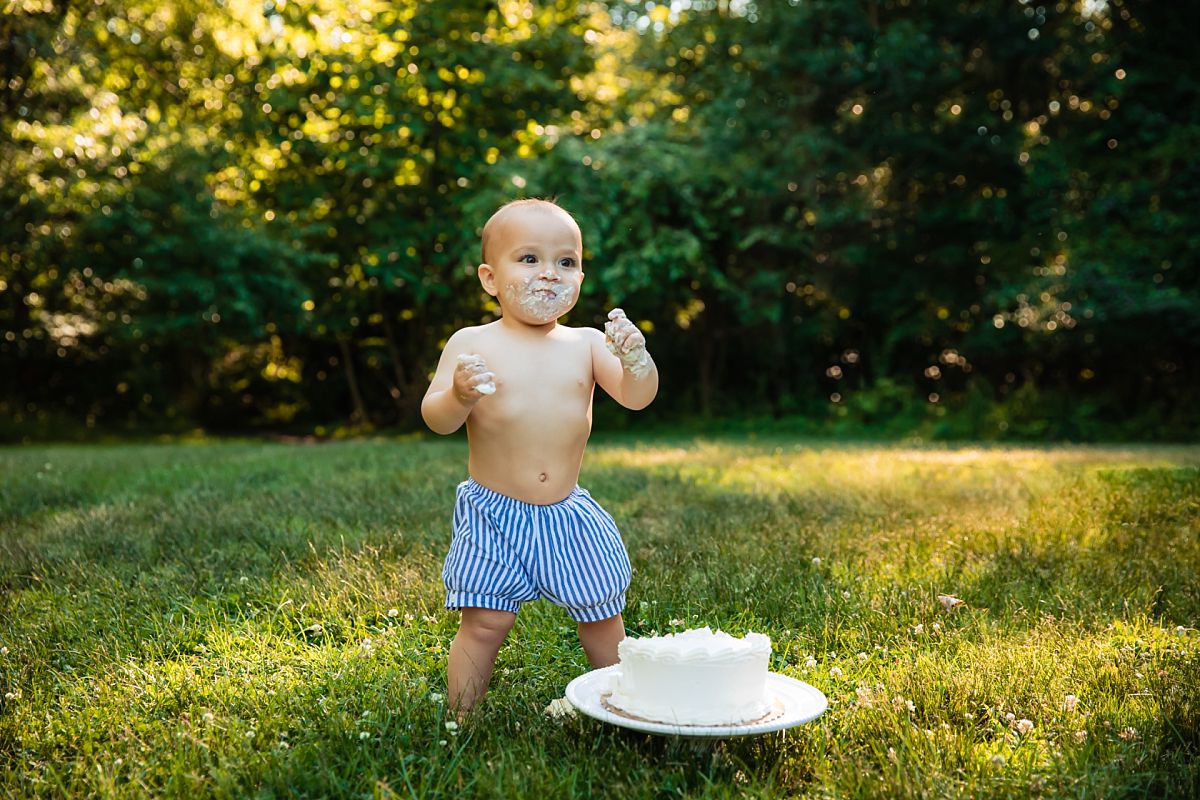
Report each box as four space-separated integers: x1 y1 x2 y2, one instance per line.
481 205 584 326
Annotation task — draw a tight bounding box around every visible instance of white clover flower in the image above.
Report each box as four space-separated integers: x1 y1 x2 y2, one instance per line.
830 666 843 677
669 618 684 626
931 622 941 632
430 692 444 702
1118 726 1139 741
202 711 214 722
857 652 868 662
0 646 8 655
906 699 916 712
805 656 818 669
912 624 924 635
812 557 822 566
444 720 458 732
388 608 399 618
1074 730 1088 742
1005 712 1016 722
842 591 851 599
1063 694 1079 712
359 731 370 740
1175 626 1186 636
246 730 256 739
1016 719 1034 735
990 754 1006 767
887 747 897 762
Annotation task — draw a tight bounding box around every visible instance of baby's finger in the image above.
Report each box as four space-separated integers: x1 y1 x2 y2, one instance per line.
470 371 495 387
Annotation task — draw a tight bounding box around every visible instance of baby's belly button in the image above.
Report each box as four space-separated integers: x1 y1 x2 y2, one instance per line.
537 472 548 483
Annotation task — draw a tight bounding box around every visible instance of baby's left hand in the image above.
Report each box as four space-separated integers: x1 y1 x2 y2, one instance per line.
605 308 646 355
605 308 652 378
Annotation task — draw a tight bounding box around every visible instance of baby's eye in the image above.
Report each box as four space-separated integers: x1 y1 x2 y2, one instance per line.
519 254 538 264
557 257 578 269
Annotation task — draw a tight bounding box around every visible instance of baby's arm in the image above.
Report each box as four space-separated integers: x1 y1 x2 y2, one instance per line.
421 330 495 434
591 309 658 411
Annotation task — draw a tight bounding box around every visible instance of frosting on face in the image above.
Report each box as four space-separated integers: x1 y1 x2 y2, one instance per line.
502 277 578 324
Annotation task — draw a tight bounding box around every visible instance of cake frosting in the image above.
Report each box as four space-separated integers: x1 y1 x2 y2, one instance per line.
606 627 773 725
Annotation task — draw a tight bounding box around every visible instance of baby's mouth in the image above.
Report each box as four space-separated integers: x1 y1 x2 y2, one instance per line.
532 287 557 298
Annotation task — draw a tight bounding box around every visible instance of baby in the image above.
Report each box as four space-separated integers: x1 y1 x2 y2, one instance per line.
421 198 658 715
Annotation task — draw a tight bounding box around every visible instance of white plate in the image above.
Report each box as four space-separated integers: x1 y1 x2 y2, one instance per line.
564 666 828 737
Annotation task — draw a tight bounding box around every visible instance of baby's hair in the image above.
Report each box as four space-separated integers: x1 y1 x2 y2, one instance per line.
480 197 575 265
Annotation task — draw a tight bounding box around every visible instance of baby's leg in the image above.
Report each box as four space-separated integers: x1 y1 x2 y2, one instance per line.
577 612 625 668
448 607 516 716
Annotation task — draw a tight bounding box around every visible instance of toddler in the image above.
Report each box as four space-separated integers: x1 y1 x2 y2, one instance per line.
421 198 658 714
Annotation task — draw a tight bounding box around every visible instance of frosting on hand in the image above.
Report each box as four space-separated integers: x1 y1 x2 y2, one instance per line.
604 308 652 379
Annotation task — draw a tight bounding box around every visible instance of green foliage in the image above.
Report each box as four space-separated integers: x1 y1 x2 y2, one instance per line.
1 0 1196 438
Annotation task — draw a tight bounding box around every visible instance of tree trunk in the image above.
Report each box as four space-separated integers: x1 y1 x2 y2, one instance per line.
379 299 409 418
337 335 368 424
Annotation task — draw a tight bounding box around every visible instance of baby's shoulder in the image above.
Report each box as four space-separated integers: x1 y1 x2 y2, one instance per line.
446 321 501 348
559 324 605 346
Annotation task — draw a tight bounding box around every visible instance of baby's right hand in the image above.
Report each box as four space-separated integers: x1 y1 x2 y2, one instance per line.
454 353 496 404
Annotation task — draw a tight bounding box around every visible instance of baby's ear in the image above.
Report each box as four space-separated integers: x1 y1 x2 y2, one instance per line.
477 263 498 297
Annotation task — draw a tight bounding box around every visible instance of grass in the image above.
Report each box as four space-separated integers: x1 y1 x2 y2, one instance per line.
1 434 1198 798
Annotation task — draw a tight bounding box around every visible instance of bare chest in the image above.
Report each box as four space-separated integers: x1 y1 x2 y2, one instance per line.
472 338 594 421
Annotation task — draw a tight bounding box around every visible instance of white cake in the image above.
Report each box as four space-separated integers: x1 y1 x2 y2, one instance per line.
606 627 773 725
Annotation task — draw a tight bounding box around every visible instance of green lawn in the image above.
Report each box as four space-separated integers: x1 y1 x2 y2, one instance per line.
1 436 1198 798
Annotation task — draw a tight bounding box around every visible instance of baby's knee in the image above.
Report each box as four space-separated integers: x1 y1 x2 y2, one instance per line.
457 608 516 646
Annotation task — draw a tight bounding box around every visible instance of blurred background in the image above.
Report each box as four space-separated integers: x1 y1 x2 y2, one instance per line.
2 0 1196 443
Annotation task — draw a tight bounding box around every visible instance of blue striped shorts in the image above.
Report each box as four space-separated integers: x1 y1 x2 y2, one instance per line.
442 479 633 622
